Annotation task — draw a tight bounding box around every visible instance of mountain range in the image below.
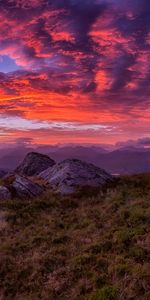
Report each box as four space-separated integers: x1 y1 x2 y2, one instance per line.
0 144 149 174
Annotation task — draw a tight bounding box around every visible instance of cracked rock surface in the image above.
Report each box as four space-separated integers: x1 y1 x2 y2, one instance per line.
40 159 113 194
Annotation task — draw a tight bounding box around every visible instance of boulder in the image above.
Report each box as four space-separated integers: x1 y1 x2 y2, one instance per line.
15 152 55 176
12 175 44 199
0 186 11 200
40 159 113 194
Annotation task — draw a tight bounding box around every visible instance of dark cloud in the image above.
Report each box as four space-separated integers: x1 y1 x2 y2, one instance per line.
0 0 149 95
0 0 149 144
110 53 136 91
138 138 150 146
116 137 150 148
115 0 150 41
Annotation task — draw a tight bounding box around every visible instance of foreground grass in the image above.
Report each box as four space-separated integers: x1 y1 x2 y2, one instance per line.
0 174 150 300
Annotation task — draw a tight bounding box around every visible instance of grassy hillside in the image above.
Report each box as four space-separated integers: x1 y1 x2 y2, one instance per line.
0 174 150 300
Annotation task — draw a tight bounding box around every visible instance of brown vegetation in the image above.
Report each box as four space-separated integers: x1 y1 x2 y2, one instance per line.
0 174 150 300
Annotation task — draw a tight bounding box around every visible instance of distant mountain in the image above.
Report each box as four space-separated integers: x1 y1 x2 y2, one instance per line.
0 146 34 169
47 145 108 162
47 148 150 175
0 144 149 175
116 146 150 152
93 150 150 174
46 146 150 175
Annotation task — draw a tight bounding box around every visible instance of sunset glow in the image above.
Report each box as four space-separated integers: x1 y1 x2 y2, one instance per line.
0 0 149 145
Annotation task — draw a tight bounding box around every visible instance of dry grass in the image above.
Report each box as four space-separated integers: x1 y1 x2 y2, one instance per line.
0 174 150 300
0 211 8 230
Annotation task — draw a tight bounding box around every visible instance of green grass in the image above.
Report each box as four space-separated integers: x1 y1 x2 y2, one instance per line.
90 286 118 300
0 174 150 300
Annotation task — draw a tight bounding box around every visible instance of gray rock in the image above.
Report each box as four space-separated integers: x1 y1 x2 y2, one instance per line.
15 152 55 176
0 186 11 200
40 159 113 194
12 175 43 199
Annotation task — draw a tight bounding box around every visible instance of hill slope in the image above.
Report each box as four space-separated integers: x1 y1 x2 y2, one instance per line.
0 174 150 300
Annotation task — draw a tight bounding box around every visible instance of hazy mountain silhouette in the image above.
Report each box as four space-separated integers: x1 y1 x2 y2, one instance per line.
0 144 149 174
0 146 34 169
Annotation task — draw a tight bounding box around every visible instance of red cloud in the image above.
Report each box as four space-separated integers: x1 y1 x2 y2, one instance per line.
0 0 149 145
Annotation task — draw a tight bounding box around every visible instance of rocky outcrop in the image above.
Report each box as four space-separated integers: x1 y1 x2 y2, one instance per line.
0 186 11 200
0 174 43 200
40 159 113 194
15 152 55 176
12 175 44 199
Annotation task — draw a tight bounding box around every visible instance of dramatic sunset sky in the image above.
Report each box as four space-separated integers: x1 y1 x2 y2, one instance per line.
0 0 150 145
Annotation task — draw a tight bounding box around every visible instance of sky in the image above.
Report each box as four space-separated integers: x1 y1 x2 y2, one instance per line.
0 0 150 145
